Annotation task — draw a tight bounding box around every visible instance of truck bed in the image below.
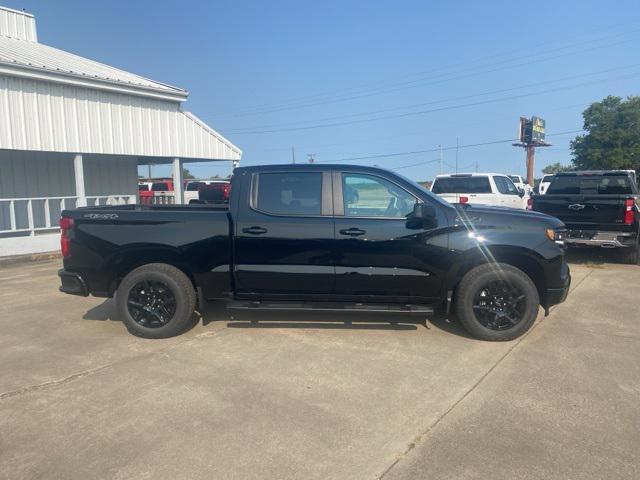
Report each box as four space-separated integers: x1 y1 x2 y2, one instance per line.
61 205 232 298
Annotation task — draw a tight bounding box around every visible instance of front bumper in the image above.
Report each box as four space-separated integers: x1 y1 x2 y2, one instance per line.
564 230 636 248
545 267 571 308
58 269 89 297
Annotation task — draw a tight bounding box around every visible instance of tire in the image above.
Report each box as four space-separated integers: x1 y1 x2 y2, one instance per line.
454 263 540 341
117 263 197 338
623 238 639 265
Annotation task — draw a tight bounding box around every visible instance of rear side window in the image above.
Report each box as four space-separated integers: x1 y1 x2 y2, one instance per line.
256 172 322 216
494 176 519 195
432 176 492 194
547 175 634 195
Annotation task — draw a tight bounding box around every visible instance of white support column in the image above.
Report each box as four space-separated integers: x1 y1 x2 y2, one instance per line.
172 158 184 204
73 154 87 207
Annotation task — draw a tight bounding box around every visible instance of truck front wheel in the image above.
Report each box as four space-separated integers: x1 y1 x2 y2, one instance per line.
117 263 197 338
455 263 540 341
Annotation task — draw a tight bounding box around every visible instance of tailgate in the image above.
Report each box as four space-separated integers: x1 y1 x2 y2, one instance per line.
534 195 629 230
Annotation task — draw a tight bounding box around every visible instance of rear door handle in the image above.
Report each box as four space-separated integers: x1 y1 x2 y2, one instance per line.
242 226 268 235
339 228 366 237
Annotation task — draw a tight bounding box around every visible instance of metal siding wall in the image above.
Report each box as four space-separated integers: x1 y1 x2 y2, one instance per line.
83 155 137 196
0 150 75 198
0 75 241 161
0 8 37 42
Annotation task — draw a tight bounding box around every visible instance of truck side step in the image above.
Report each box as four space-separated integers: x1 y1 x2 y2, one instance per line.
227 301 433 314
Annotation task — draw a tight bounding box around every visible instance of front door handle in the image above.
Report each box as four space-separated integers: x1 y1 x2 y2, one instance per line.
339 228 366 237
242 226 268 235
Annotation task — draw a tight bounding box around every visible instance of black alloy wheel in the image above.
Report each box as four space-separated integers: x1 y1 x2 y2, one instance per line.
127 279 177 328
455 263 539 341
472 280 526 330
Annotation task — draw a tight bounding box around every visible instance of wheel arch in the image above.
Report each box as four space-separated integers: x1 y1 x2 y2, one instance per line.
448 245 547 304
106 246 196 295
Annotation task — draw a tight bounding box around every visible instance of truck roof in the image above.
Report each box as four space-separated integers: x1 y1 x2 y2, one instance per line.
555 170 634 177
433 173 504 178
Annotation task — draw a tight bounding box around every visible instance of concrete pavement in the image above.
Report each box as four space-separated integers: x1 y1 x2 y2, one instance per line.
0 257 637 479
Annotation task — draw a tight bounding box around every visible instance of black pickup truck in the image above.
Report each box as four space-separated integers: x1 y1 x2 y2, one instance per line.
58 164 570 341
531 171 639 264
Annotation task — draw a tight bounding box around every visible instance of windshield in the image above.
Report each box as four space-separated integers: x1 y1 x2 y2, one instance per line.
390 171 452 207
509 176 521 183
432 176 492 194
547 175 634 195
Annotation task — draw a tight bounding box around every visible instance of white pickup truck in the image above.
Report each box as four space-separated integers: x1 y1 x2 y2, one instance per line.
431 173 526 209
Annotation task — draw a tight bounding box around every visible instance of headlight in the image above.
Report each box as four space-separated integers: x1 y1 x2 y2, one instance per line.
546 228 566 245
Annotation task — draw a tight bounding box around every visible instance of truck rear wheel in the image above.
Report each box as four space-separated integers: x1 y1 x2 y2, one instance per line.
455 263 540 341
117 263 197 338
624 239 639 265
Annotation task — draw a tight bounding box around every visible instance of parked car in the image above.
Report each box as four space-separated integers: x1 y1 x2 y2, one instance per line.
508 175 529 193
184 180 231 204
431 173 526 209
538 174 555 195
58 164 570 342
530 170 639 264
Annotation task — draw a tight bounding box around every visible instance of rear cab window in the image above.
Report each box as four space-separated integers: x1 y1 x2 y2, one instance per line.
432 176 492 194
254 172 323 216
547 175 635 195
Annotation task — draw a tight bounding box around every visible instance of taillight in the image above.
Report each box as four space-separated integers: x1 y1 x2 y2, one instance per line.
223 183 231 200
526 198 534 210
60 216 74 258
624 198 635 225
459 196 469 204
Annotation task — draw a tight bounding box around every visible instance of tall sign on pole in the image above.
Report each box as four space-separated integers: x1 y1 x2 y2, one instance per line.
513 116 551 186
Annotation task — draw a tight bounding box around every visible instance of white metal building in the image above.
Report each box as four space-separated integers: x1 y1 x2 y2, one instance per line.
0 6 241 256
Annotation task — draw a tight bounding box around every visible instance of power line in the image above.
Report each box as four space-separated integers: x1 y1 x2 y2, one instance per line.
231 63 640 132
317 130 584 164
213 24 640 119
242 102 588 155
229 72 640 135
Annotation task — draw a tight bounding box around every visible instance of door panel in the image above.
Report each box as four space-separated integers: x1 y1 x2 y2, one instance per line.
333 172 449 301
234 171 335 297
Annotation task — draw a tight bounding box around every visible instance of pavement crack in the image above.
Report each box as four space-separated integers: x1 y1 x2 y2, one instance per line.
378 267 595 479
0 364 113 400
0 326 225 401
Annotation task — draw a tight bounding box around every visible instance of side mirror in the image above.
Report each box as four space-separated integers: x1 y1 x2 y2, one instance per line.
517 187 525 198
407 203 437 229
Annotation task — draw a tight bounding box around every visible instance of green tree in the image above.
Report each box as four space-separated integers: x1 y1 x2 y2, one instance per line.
570 96 640 171
182 167 195 179
542 162 572 175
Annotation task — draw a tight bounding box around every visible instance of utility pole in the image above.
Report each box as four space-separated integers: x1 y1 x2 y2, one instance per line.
475 159 479 173
455 137 459 174
438 144 443 174
307 153 316 164
513 116 551 186
147 164 152 181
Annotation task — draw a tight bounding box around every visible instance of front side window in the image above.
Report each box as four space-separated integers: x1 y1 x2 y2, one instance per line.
494 176 519 195
432 176 492 194
342 173 416 218
256 172 322 216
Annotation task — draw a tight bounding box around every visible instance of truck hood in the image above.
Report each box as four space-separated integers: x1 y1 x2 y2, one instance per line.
453 204 565 229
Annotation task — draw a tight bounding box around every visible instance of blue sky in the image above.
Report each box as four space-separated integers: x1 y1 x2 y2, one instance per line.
5 0 640 181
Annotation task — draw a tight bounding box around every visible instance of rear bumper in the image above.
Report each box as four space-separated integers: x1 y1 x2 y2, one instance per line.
564 230 636 248
58 269 89 297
